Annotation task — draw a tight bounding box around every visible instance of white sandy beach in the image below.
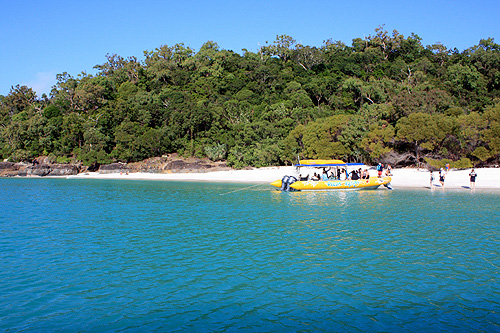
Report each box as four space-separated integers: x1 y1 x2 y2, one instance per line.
67 166 500 190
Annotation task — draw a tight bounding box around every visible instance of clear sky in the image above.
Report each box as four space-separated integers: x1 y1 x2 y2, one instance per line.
1 0 499 97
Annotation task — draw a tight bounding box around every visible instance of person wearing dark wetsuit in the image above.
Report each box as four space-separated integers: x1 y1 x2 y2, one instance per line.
469 168 477 190
439 168 445 187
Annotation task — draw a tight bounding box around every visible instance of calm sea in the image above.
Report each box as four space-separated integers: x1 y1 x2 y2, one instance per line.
1 178 499 332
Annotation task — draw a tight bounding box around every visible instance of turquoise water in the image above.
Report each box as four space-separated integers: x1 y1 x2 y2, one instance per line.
1 179 500 332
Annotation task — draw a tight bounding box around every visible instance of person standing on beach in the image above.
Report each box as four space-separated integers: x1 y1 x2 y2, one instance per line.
430 171 435 189
385 164 392 176
439 168 445 187
469 168 477 190
377 163 383 177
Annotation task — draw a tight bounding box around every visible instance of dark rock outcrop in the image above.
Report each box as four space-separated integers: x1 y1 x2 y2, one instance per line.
0 162 22 177
0 162 18 171
164 160 216 173
48 164 80 176
0 162 81 177
380 151 418 167
0 154 231 177
26 165 52 177
98 163 131 174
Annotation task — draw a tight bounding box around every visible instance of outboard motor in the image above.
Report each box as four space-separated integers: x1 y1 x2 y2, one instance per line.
281 176 290 191
281 175 298 191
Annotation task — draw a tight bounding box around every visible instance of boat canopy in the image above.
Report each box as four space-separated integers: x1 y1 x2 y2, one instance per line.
294 159 364 167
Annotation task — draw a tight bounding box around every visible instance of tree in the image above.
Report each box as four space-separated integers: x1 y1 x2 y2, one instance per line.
93 53 142 85
361 121 395 160
283 81 314 109
446 64 485 100
60 113 85 154
392 87 454 118
51 72 79 112
260 35 297 63
3 85 37 114
427 43 450 68
1 30 498 167
471 146 491 162
481 104 500 157
144 43 194 89
466 38 500 93
456 112 487 155
366 25 404 60
395 113 450 160
292 44 323 70
300 115 351 159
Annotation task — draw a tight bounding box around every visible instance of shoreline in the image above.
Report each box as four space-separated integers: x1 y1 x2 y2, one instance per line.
61 166 500 190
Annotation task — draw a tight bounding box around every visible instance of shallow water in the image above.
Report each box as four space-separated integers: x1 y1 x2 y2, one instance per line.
1 179 499 331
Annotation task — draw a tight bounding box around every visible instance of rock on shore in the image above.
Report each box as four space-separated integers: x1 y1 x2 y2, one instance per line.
0 162 81 177
0 154 230 177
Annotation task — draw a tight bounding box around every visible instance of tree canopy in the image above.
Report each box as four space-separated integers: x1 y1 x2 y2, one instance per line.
2 27 500 168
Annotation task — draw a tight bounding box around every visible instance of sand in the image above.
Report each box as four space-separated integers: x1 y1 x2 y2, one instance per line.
67 166 500 190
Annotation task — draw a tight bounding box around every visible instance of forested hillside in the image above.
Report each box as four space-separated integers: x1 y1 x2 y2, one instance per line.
1 27 500 168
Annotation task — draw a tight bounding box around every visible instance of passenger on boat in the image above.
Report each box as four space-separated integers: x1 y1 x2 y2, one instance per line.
363 169 370 179
311 173 320 181
321 168 331 181
351 170 360 180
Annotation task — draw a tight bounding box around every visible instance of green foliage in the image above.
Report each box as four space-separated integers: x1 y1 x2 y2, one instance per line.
118 82 138 100
204 143 227 161
47 153 57 163
2 29 500 167
76 148 112 167
56 156 72 164
361 122 395 160
425 158 452 170
299 115 351 159
481 104 500 157
451 158 473 169
446 64 485 97
426 157 472 170
471 146 491 162
43 105 62 118
226 145 248 169
10 149 31 162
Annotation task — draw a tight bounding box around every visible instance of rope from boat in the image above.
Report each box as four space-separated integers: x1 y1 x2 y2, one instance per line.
219 183 266 195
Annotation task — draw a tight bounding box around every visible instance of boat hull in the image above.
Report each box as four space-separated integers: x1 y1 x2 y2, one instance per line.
271 177 392 191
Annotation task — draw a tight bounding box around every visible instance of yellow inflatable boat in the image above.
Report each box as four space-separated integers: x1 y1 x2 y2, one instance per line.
271 159 392 191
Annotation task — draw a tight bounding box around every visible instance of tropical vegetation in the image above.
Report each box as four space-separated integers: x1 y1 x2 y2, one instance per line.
1 27 500 169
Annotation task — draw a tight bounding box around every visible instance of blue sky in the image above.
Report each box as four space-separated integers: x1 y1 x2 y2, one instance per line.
1 0 499 97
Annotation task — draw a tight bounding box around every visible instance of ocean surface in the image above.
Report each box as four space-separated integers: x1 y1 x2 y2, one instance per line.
1 178 499 332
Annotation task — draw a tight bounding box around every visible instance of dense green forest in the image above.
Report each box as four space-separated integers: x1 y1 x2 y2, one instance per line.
1 27 500 168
